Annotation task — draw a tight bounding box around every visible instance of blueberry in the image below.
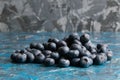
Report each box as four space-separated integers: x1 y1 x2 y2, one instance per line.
35 53 45 63
70 44 82 51
11 53 18 62
58 46 69 56
25 52 35 63
90 54 96 59
14 50 21 53
42 50 52 57
89 48 97 54
51 52 60 60
57 40 67 48
36 43 44 51
29 49 42 56
58 58 70 67
97 44 108 53
79 56 93 68
16 53 27 63
67 50 79 58
20 49 27 53
68 33 80 40
73 40 82 45
30 42 37 49
80 50 92 58
100 45 108 53
43 43 49 50
48 42 57 51
97 44 103 50
93 53 107 65
44 58 55 66
25 47 31 52
80 33 90 44
71 58 80 66
84 41 95 51
48 38 59 44
106 50 113 61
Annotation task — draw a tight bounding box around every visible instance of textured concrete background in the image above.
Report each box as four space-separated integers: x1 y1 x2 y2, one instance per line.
0 0 120 32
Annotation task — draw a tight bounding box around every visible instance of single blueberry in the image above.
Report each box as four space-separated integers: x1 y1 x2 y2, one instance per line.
70 44 82 51
36 43 44 51
51 52 60 60
10 53 18 62
68 33 80 40
30 42 37 49
93 53 107 65
42 50 52 58
79 56 93 68
35 53 45 63
25 52 35 63
29 49 42 56
48 42 57 51
16 53 27 63
58 58 70 67
44 58 55 66
48 38 59 44
67 50 79 58
57 40 67 48
71 58 80 66
80 33 90 44
58 46 69 56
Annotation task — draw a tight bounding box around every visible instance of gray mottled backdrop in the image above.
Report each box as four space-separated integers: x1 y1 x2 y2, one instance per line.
0 0 120 32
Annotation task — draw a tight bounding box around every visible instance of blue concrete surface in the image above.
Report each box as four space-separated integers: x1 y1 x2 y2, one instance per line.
0 32 119 80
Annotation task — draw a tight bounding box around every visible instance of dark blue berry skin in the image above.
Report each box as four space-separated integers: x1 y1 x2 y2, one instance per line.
48 42 57 51
79 56 93 68
97 44 103 50
16 53 27 63
35 53 45 63
84 41 96 51
43 43 49 50
89 48 97 54
71 58 80 66
57 40 67 48
67 50 79 59
70 44 82 51
14 50 21 53
48 38 59 44
25 47 31 52
90 54 96 59
30 42 37 49
93 53 107 65
97 44 108 53
44 58 55 66
25 52 35 63
73 40 82 45
51 52 60 60
36 43 44 51
11 53 18 62
58 58 70 67
29 49 42 57
58 46 69 56
100 46 108 53
80 33 90 44
42 50 52 58
80 50 92 58
68 33 80 40
20 49 27 53
106 50 113 61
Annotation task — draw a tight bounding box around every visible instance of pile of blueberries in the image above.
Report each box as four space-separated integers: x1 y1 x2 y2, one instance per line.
10 33 113 68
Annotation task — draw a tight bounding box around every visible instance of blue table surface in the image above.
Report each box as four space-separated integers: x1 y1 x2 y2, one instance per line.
0 32 120 80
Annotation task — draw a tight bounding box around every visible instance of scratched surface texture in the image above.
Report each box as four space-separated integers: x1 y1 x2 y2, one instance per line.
0 32 119 80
